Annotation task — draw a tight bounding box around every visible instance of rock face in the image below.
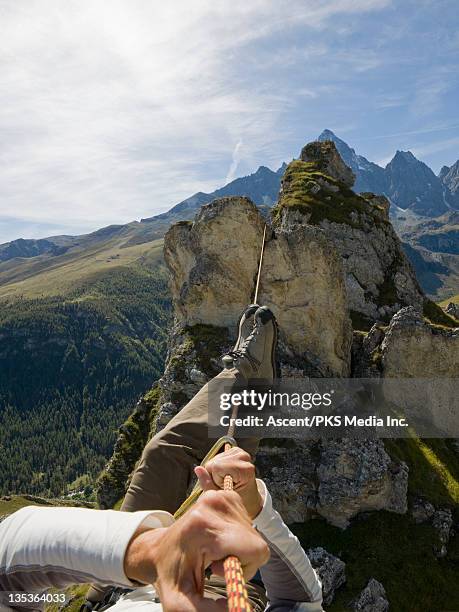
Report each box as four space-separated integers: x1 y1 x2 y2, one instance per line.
301 140 355 187
256 438 408 528
440 160 459 200
316 439 408 528
411 499 454 558
164 198 265 330
165 195 352 376
258 216 351 375
385 150 449 216
381 307 459 378
350 578 389 612
307 547 346 606
317 130 387 195
275 145 424 327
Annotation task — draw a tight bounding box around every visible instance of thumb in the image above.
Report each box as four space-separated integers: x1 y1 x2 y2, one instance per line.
194 466 219 492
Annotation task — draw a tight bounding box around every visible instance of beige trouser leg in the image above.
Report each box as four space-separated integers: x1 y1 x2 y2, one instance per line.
121 367 259 513
87 368 259 604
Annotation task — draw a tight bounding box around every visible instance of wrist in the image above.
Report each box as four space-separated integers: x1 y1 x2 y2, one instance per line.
124 527 167 585
244 481 264 519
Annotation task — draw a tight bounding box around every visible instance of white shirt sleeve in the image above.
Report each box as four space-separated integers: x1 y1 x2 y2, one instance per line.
253 480 323 607
0 506 174 595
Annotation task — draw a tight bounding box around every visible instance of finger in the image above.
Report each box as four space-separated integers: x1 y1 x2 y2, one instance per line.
161 591 225 612
194 596 227 611
205 457 242 489
194 466 219 491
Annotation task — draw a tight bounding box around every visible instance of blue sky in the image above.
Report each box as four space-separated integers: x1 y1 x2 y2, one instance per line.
0 0 458 243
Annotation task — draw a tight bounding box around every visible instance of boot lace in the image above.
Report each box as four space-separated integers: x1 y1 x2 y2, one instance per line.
225 327 261 368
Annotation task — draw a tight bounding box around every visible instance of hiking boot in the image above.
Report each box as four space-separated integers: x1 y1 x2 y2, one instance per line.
222 306 277 383
222 304 258 370
234 304 259 351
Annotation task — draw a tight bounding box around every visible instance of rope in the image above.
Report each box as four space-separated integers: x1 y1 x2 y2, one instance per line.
223 441 252 612
253 225 267 305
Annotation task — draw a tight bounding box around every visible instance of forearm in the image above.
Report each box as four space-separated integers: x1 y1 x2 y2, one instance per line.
253 481 322 606
0 506 173 595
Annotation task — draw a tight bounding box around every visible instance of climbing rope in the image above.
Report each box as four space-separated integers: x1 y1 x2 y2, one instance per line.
174 224 269 612
252 225 267 306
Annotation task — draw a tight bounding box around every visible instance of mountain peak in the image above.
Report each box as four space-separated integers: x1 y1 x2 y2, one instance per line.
318 128 337 140
254 165 274 175
439 165 450 179
392 150 417 164
439 159 459 196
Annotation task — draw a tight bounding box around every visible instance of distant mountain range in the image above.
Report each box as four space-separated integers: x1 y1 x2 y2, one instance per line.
1 129 458 301
141 163 287 224
318 130 458 216
139 128 458 226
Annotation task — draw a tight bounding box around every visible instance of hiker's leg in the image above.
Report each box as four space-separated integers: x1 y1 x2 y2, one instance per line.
121 367 259 514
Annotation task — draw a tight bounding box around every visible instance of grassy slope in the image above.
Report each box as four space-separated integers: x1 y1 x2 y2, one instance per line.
0 223 165 298
293 438 459 612
0 226 172 497
439 293 459 306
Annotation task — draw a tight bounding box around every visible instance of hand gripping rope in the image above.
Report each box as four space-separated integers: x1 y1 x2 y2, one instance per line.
174 225 268 612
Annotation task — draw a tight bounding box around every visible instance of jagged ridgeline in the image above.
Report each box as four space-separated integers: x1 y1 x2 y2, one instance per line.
0 230 172 497
99 141 458 610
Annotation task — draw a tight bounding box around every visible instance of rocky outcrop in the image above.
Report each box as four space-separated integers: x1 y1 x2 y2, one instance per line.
411 499 454 558
164 198 265 330
360 193 390 220
301 140 355 187
165 195 352 376
349 578 389 612
432 508 453 558
351 324 385 378
381 306 458 377
256 438 408 528
274 143 424 327
307 547 346 606
411 497 435 524
258 216 351 375
316 439 408 528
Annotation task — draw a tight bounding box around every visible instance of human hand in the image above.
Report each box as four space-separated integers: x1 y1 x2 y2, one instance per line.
194 447 264 520
124 489 269 611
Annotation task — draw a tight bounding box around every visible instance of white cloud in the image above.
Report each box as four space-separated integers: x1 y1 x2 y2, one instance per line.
0 0 392 241
225 140 244 183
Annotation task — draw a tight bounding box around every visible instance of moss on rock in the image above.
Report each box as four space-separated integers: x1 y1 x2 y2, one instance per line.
272 159 387 230
181 323 231 377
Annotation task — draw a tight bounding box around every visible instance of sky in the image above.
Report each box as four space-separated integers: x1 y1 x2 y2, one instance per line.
0 0 459 244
